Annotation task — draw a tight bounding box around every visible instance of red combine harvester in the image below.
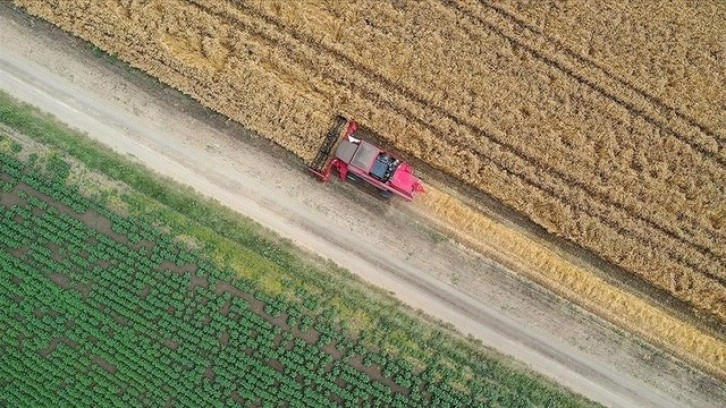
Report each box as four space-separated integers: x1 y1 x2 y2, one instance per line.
309 116 425 201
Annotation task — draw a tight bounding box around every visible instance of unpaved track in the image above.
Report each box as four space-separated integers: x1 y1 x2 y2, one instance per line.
0 8 723 408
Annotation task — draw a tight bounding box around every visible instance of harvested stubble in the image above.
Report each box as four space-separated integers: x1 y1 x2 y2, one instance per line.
14 0 725 330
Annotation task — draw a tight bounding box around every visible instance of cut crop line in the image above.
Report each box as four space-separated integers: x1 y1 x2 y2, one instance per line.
477 0 726 144
213 0 726 273
442 0 726 168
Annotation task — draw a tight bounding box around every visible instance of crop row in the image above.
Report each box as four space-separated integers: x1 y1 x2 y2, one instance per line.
1 167 496 406
1 245 470 406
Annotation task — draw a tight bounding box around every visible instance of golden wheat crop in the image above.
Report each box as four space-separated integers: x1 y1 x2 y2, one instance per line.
500 0 725 136
14 0 725 336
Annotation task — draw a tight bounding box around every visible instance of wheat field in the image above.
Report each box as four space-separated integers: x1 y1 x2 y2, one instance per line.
503 0 725 135
13 0 725 370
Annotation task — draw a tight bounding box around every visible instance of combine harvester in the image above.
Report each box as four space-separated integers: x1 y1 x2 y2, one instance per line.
309 116 425 201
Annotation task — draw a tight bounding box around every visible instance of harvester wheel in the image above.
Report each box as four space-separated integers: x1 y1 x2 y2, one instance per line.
378 189 393 199
346 173 361 183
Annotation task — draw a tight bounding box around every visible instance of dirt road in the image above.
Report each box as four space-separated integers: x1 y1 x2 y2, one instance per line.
1 8 723 408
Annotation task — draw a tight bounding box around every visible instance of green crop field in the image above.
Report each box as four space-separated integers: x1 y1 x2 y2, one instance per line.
0 93 597 407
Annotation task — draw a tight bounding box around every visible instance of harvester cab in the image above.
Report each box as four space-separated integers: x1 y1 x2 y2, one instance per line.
309 116 425 201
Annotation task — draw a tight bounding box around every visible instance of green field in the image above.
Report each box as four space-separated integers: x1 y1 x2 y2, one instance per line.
0 92 597 407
